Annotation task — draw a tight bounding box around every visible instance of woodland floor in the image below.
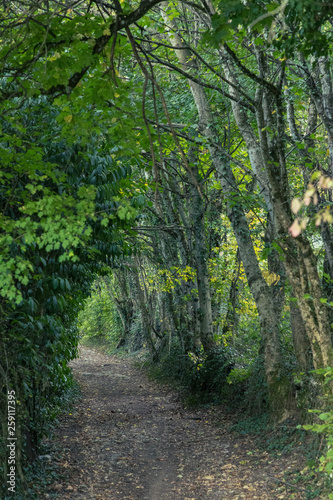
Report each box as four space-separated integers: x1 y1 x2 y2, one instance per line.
41 345 317 499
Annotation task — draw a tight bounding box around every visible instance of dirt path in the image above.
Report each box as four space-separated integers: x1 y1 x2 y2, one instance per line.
44 346 309 499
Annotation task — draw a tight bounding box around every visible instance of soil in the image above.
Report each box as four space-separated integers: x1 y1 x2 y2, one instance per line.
42 345 313 499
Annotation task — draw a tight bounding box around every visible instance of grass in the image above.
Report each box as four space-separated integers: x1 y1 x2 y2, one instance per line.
80 334 115 354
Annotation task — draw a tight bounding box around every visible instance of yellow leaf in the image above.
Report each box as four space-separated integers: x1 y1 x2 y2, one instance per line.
114 92 120 98
64 115 73 123
103 28 111 36
262 270 280 286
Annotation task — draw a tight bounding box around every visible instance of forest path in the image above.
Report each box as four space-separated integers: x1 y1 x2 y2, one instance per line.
45 346 307 500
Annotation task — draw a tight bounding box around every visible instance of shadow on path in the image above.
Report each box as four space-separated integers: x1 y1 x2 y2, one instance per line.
43 346 308 499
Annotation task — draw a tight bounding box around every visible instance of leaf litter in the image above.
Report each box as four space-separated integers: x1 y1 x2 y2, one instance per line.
41 346 315 499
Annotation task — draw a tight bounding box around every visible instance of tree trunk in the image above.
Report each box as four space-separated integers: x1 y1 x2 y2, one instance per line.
161 3 290 416
132 260 158 361
290 302 313 372
221 41 333 372
192 180 215 353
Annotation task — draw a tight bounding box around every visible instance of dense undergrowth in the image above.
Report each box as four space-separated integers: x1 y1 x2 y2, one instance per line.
0 97 132 497
1 380 81 500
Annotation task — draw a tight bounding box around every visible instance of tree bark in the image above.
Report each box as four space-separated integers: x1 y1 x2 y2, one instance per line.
191 179 215 353
290 302 313 372
132 259 158 361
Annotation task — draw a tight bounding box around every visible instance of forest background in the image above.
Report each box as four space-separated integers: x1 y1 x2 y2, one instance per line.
1 0 333 497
